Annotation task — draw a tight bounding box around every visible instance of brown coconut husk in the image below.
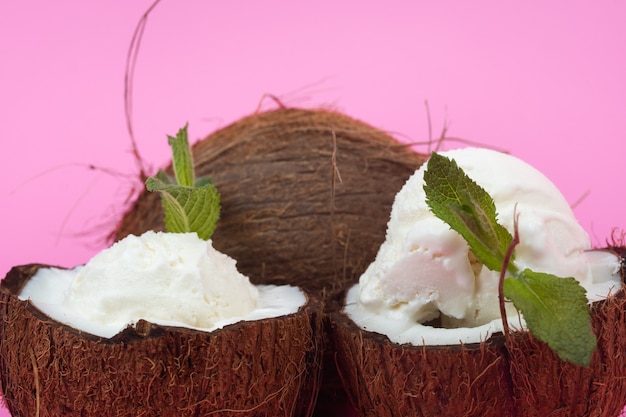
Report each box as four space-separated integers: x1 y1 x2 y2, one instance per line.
0 264 323 417
329 296 514 417
505 247 626 417
505 291 626 417
331 248 626 417
115 107 426 296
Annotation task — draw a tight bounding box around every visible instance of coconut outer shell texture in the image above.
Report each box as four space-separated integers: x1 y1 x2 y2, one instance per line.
114 107 426 296
0 264 323 417
506 289 626 417
329 303 514 417
505 246 626 417
331 248 626 417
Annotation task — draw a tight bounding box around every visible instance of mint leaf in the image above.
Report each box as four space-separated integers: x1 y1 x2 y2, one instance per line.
503 269 596 367
168 124 195 187
146 177 220 240
424 153 514 272
194 176 214 188
152 169 175 185
145 124 221 240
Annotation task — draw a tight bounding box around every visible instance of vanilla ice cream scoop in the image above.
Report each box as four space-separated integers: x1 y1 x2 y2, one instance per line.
68 231 259 330
19 231 306 339
347 147 621 344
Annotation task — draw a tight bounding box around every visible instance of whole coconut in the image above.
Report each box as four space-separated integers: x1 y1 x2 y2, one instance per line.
115 107 426 295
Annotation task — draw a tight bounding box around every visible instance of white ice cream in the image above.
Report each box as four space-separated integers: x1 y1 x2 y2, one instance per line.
345 147 622 345
20 231 305 338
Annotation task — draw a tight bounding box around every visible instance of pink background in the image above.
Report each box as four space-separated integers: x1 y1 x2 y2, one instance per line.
1 1 625 416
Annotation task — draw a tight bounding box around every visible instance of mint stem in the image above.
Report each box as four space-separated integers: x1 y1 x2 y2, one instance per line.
499 207 520 336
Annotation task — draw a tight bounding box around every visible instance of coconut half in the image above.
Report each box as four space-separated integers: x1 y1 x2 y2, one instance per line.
0 264 323 417
330 306 514 416
331 247 625 417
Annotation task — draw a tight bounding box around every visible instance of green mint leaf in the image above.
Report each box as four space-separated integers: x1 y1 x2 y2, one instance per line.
154 169 175 185
423 153 514 272
503 269 596 367
145 124 221 240
146 178 190 233
194 176 214 188
168 123 195 187
146 176 220 240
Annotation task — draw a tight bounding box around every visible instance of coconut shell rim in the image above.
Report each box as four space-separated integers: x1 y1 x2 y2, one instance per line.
1 263 322 344
332 290 626 352
331 246 626 352
330 306 510 353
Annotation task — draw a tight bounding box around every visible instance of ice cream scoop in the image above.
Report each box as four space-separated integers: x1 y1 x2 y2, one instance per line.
67 231 259 329
19 231 309 338
346 147 622 345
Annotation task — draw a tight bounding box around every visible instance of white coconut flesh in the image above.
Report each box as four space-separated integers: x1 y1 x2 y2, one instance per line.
18 231 306 339
344 148 623 346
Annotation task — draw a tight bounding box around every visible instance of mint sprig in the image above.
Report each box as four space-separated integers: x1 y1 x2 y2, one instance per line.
145 124 220 240
423 152 595 367
168 123 195 187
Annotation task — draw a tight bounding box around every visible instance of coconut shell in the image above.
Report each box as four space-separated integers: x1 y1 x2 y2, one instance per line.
114 108 426 295
505 246 626 417
0 264 323 417
329 303 514 417
506 290 626 417
330 248 626 417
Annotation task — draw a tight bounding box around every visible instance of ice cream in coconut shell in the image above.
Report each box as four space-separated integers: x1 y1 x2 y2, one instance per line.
0 127 324 417
331 148 625 417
